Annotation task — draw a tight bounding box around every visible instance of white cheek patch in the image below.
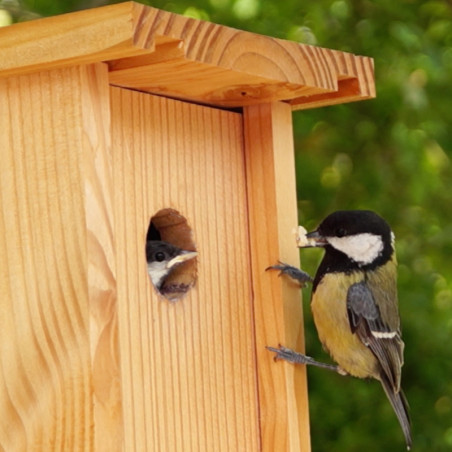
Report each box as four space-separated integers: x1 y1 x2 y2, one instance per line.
147 262 169 287
327 233 384 265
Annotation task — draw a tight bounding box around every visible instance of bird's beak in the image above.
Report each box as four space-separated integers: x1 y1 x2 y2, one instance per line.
300 230 328 248
167 251 198 269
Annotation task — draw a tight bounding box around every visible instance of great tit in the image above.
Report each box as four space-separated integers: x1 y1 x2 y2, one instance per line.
146 240 197 294
268 210 412 449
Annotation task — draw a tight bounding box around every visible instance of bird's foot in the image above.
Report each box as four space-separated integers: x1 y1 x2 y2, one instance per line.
266 345 345 374
265 262 313 287
266 345 316 364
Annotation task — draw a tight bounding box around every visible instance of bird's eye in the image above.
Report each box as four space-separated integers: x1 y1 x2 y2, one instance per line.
336 228 347 237
155 251 166 262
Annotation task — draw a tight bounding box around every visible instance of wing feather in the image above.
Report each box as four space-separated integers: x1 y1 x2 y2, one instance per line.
346 280 404 391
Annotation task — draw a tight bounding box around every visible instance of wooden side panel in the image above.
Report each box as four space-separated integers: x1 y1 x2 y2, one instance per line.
110 88 259 452
244 103 311 452
0 64 116 451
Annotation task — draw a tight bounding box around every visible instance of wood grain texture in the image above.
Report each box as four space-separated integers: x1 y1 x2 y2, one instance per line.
243 103 311 452
82 65 122 452
110 88 260 451
0 61 311 450
0 2 375 110
0 2 149 78
0 64 117 451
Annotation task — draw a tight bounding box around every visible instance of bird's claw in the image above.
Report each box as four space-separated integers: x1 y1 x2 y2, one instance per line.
266 345 303 363
266 261 313 287
266 344 344 373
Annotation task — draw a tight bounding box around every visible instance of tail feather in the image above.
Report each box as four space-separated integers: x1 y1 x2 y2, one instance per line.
380 375 412 450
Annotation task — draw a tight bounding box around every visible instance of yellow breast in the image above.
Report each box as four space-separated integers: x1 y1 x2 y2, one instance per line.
311 272 379 379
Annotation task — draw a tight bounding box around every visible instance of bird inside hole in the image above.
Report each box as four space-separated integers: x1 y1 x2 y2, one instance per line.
146 240 197 297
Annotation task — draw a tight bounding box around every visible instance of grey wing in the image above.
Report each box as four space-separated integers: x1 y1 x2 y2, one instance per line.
346 281 404 391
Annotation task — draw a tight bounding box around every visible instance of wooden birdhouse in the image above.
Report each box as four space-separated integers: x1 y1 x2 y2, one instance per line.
0 3 375 451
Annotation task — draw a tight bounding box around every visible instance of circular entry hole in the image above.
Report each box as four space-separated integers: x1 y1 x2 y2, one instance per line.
145 208 198 301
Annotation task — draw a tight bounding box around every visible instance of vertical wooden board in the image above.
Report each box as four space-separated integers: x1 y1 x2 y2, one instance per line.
0 63 120 452
243 103 311 452
80 65 122 452
110 88 260 451
0 67 97 451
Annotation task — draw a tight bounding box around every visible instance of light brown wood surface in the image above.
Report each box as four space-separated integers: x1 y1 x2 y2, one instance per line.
110 88 260 451
0 67 310 449
83 65 123 452
0 2 375 110
0 64 121 451
244 103 310 452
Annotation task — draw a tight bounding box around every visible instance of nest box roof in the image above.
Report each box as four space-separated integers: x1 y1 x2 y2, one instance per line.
0 1 375 110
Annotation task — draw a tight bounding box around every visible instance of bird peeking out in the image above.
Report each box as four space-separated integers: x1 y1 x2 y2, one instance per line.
267 210 412 449
146 240 197 296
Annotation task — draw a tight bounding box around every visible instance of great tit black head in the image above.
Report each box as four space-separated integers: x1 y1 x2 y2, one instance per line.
146 240 197 293
305 209 394 271
300 210 412 449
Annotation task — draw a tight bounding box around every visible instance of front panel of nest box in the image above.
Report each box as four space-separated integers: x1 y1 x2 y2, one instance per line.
109 86 259 451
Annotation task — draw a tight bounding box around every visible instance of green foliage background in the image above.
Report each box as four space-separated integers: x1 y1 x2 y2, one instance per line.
2 0 452 450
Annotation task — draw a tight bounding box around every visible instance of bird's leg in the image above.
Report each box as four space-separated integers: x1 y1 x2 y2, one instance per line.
265 262 313 287
266 345 347 375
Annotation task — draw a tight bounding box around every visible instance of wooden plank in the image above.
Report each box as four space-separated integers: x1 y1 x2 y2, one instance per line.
109 39 375 109
0 64 118 451
0 3 150 78
290 57 375 110
110 56 326 108
0 2 375 110
81 65 122 452
110 88 260 451
243 103 311 452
